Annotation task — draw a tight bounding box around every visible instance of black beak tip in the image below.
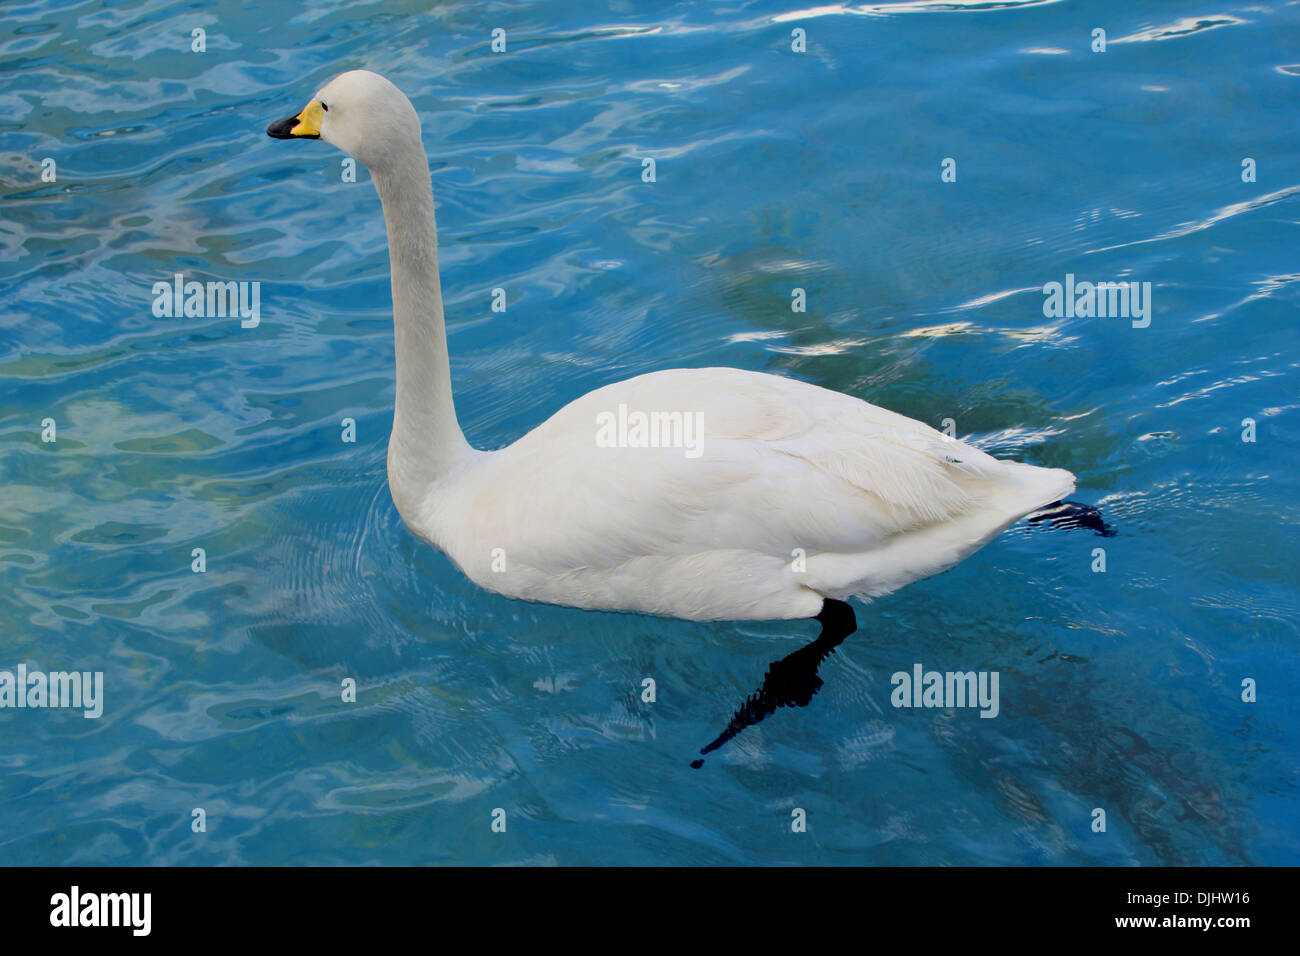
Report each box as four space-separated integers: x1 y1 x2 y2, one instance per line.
267 117 298 139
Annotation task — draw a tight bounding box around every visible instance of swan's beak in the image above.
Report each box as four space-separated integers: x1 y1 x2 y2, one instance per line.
267 99 323 140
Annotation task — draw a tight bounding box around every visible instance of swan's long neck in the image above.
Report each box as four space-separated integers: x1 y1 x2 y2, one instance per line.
372 144 471 510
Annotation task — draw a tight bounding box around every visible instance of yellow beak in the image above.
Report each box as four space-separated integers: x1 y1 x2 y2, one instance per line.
267 99 324 140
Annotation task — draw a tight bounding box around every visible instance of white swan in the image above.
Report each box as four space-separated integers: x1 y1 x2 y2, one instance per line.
267 70 1076 629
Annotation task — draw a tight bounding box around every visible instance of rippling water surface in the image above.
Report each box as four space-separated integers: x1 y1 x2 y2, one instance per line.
1 0 1297 865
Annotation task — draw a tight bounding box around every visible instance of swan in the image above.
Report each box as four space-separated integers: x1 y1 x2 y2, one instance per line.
266 70 1083 646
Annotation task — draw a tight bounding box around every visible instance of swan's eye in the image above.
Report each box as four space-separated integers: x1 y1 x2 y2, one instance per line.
320 102 329 112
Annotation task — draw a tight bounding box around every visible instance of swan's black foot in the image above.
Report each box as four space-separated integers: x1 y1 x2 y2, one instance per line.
1027 499 1116 537
691 599 857 768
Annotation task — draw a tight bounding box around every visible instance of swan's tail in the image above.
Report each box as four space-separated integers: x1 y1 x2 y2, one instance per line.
1027 499 1116 537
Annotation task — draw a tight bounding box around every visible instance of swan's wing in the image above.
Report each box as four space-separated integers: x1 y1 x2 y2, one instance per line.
436 367 1073 617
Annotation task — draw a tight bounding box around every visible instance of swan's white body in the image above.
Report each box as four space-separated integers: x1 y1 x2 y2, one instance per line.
272 71 1075 623
416 369 1072 620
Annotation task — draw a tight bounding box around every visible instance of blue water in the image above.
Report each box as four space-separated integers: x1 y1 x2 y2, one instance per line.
2 0 1297 866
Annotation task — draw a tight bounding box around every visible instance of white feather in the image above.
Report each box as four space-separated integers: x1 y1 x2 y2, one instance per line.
418 367 1073 620
289 70 1075 623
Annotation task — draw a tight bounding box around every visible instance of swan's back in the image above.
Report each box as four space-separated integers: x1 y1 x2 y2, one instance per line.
414 368 1074 621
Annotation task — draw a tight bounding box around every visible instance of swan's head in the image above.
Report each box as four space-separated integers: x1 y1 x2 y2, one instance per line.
267 69 420 172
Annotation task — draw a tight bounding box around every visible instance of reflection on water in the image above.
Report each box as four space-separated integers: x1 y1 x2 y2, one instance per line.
694 600 858 768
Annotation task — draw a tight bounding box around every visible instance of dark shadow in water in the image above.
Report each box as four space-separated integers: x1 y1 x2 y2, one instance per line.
1028 499 1116 536
689 502 1114 767
692 599 857 768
